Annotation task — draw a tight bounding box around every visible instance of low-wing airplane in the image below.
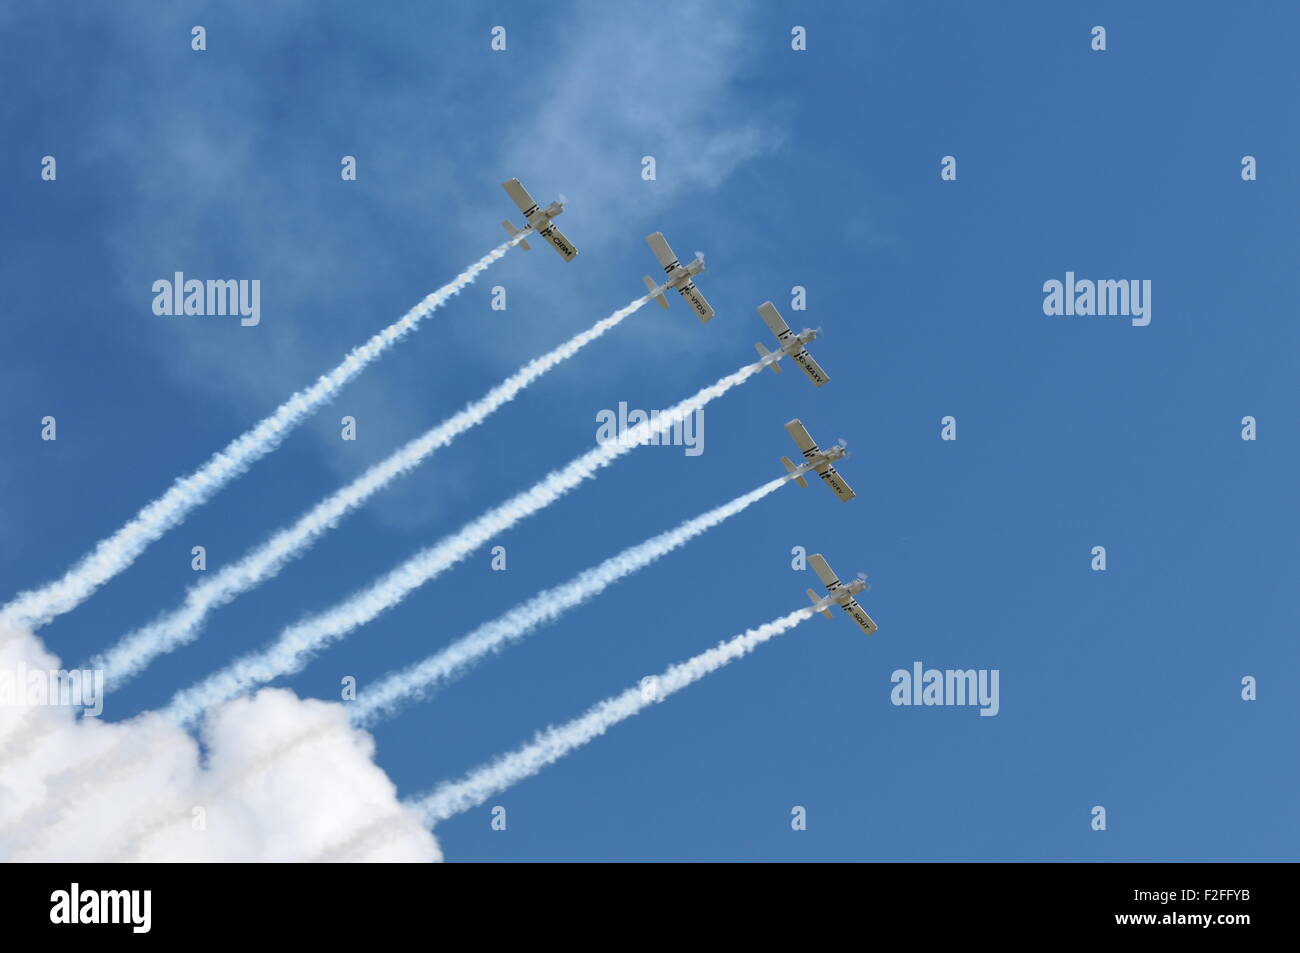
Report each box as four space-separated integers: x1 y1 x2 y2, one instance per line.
641 232 714 322
753 301 830 387
500 178 577 261
806 553 878 635
781 419 856 502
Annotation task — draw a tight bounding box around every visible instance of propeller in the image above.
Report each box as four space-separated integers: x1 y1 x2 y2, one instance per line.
856 571 870 591
836 437 849 449
693 250 706 263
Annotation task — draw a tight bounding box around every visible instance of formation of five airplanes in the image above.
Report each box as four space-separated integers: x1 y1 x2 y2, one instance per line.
0 175 883 856
502 176 878 637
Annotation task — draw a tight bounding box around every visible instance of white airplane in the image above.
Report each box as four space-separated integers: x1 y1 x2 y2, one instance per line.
781 419 856 502
806 553 877 636
500 178 577 261
753 301 829 387
642 232 714 322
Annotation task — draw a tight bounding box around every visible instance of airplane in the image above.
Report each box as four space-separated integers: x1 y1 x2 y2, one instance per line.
806 553 878 636
753 301 830 387
500 178 577 261
781 418 856 502
642 232 714 322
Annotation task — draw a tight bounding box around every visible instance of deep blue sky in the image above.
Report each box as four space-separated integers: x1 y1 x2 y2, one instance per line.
2 1 1296 860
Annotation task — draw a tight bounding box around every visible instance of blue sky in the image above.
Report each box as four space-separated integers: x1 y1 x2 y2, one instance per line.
2 1 1296 860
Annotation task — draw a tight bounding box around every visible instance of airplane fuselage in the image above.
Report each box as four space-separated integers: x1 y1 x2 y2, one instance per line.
797 444 846 475
520 201 572 255
777 328 818 357
791 445 850 495
660 258 708 318
520 200 563 229
663 257 704 288
825 576 866 605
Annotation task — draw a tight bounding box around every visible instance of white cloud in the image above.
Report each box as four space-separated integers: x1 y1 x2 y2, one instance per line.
497 0 779 234
0 623 438 862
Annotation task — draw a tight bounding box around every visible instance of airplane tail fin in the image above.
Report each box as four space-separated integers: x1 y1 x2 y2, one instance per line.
643 276 669 309
782 457 809 488
807 589 833 619
502 220 531 251
754 342 782 373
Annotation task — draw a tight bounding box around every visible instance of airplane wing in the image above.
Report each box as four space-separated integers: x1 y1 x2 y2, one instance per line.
791 347 830 388
814 463 856 502
646 232 679 271
502 178 539 215
757 301 792 340
541 225 577 261
808 553 840 590
679 283 714 322
842 598 878 635
784 418 821 458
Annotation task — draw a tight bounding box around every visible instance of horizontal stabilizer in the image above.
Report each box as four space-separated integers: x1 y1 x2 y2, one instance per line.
782 456 809 488
643 276 669 309
754 342 782 373
501 220 531 251
807 589 833 619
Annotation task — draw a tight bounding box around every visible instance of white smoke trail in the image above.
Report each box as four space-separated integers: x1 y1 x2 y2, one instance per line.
352 476 790 726
333 603 831 857
0 235 524 637
89 287 661 689
162 351 779 728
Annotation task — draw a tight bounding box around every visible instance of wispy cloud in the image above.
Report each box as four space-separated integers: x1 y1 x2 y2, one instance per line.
0 238 520 636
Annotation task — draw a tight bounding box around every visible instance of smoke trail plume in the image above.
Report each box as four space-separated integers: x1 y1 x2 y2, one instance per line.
413 603 824 825
0 236 523 637
90 287 661 688
161 352 778 728
325 602 829 859
352 476 790 725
